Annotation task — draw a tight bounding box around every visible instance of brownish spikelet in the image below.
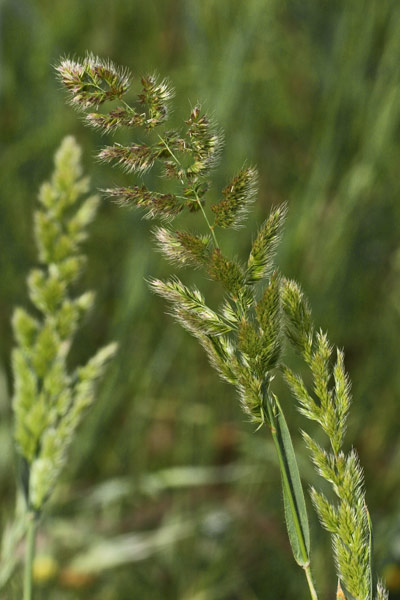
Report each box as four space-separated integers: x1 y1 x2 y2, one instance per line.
56 55 130 109
105 187 182 219
98 144 155 174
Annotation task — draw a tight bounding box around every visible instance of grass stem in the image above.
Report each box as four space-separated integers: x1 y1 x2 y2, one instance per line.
194 190 220 249
158 134 220 248
23 512 37 600
304 563 319 600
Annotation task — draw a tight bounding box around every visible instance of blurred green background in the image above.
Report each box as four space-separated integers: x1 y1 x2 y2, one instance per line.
2 0 400 598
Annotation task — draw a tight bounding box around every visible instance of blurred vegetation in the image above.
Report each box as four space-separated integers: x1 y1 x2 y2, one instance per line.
1 0 400 598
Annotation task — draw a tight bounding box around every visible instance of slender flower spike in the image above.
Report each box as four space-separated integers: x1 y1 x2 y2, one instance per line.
139 74 174 128
281 277 313 361
246 203 287 284
185 105 222 177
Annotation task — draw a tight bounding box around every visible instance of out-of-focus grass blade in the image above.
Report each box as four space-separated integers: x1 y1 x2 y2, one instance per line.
75 464 257 508
67 520 193 574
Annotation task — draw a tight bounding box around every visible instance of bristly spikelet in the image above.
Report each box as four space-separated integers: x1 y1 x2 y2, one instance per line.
310 331 332 402
310 487 339 534
138 74 175 128
149 277 233 337
235 367 264 423
283 366 317 422
237 320 264 361
211 167 258 229
376 580 389 600
104 186 182 219
332 349 351 452
198 335 239 386
281 278 313 361
98 143 156 174
185 105 223 178
12 137 116 513
208 249 246 298
246 203 287 284
55 54 131 109
255 272 282 370
255 271 281 331
153 227 211 268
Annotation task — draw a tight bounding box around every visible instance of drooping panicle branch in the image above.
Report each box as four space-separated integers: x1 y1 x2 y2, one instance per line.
281 278 387 600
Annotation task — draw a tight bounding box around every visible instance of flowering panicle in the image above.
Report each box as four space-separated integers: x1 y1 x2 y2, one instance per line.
12 137 116 513
57 55 388 600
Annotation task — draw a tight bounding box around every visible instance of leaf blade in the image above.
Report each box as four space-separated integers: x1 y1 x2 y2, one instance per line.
273 395 311 566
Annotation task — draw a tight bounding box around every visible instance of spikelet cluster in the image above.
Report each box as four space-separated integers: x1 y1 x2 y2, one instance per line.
282 280 388 600
56 54 244 222
150 203 287 424
12 137 116 512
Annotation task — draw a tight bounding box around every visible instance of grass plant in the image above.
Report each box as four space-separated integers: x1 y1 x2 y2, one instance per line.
56 54 390 599
10 136 116 599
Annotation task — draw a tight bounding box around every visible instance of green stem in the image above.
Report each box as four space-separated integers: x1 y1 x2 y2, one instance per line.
264 398 319 600
158 135 220 249
23 512 37 600
194 191 219 249
304 564 319 600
